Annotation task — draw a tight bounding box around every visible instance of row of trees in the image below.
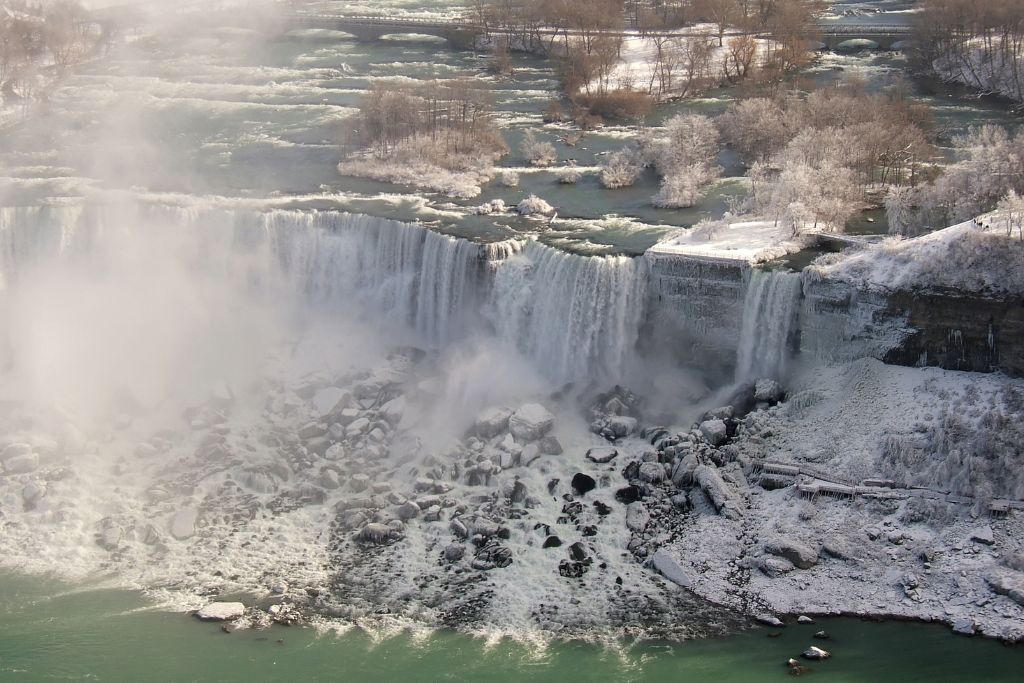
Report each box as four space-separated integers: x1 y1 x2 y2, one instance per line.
887 125 1024 236
914 0 1024 103
717 82 935 233
344 80 507 165
474 0 824 118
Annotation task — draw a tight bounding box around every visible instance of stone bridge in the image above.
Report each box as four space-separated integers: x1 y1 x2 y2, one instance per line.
283 13 914 50
813 24 913 51
286 14 476 42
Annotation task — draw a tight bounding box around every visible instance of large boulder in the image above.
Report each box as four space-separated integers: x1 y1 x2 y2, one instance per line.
195 602 245 621
312 387 349 417
699 419 728 447
638 462 666 484
169 508 198 540
2 452 39 475
625 502 650 532
765 538 818 570
605 415 638 438
986 568 1024 606
0 443 33 461
753 379 783 403
473 407 513 438
379 396 406 427
508 403 554 442
969 525 995 545
651 550 697 589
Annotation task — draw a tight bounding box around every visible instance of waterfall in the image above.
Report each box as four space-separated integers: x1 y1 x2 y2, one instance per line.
735 268 803 381
489 241 647 386
263 211 482 343
0 203 648 385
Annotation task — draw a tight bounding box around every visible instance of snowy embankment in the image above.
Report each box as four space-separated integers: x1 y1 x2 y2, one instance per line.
654 357 1024 642
648 219 813 264
934 47 1024 104
810 217 1024 296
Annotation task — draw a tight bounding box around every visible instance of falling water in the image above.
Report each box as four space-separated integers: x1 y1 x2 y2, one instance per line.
0 203 648 386
735 268 803 381
489 240 648 387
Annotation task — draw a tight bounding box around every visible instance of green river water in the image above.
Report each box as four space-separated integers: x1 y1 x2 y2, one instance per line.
0 572 1019 682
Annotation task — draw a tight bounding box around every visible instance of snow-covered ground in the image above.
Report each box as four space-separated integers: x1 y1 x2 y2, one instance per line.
586 27 765 100
934 46 1024 104
811 216 1024 295
653 357 1024 641
648 218 813 264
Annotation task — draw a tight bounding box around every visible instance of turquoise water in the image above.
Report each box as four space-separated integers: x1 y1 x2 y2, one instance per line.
0 572 1020 682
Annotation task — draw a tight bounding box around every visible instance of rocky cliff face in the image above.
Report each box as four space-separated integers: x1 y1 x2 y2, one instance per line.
881 291 1024 376
643 253 746 376
801 275 1024 378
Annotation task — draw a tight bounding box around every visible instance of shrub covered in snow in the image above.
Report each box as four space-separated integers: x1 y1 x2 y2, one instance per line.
474 199 507 215
521 130 557 167
558 168 582 184
517 194 555 216
500 171 520 187
600 147 643 189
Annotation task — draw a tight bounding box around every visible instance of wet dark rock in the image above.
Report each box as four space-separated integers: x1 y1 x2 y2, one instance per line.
510 480 528 504
473 539 513 570
543 535 562 549
355 522 400 545
615 485 643 504
571 473 596 496
561 500 584 516
444 544 465 563
568 542 588 562
585 447 618 464
622 461 640 481
538 436 564 455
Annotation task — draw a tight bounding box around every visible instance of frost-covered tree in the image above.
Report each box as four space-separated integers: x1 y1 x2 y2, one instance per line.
887 125 1024 235
997 190 1024 240
520 129 557 167
653 162 717 208
645 113 722 208
600 147 644 188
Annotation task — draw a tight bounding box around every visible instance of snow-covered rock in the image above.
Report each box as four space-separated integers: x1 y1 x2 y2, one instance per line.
473 406 512 438
169 508 198 540
2 452 39 474
312 387 346 416
376 397 404 427
699 419 728 446
508 403 554 442
585 447 618 464
651 550 696 589
754 379 783 403
765 538 818 570
969 525 995 545
625 502 650 532
196 602 245 621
